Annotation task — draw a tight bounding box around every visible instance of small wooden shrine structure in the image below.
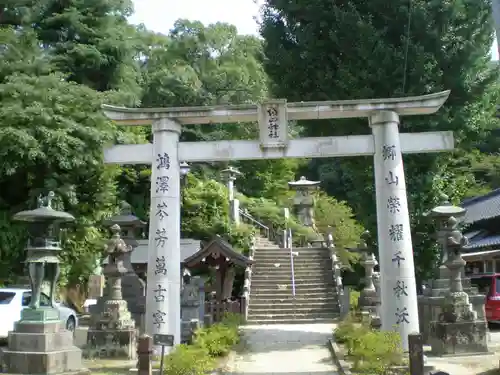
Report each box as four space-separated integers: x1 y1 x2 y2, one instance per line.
182 235 252 321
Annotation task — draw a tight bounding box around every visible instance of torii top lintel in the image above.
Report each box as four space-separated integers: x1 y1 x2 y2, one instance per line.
102 91 450 126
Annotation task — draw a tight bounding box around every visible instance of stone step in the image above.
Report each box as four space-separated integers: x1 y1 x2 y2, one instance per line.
252 288 336 296
246 317 337 324
252 268 332 275
250 296 338 304
247 311 336 321
253 265 331 272
253 256 331 263
251 279 333 287
248 300 338 312
248 307 338 316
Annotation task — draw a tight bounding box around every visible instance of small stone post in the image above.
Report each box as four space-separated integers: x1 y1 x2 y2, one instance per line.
221 166 243 225
408 333 424 375
137 334 153 375
86 224 137 359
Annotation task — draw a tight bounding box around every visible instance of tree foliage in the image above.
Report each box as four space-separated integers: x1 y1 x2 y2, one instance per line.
261 0 499 279
0 2 365 288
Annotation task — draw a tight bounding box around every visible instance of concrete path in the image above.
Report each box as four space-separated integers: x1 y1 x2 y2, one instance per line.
224 323 338 375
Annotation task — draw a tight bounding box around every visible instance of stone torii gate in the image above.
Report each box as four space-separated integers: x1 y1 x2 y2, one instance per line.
102 91 452 350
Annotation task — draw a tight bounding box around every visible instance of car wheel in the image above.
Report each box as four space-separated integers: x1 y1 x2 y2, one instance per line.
66 316 76 333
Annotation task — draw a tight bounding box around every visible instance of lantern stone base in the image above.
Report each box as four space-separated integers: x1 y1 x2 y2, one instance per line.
429 320 489 355
20 306 61 322
84 328 137 359
1 321 88 374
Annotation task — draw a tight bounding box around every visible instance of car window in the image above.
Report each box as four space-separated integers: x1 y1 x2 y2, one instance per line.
0 292 15 305
22 292 51 307
471 277 492 295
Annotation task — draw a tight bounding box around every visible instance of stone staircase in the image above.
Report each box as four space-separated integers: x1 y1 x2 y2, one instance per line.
247 235 339 324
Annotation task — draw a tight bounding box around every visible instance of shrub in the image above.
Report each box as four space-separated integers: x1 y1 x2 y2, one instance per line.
159 344 215 375
350 330 403 374
334 315 404 375
349 290 361 311
193 322 240 357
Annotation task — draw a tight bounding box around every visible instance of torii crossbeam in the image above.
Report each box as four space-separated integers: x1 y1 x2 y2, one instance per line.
102 90 452 351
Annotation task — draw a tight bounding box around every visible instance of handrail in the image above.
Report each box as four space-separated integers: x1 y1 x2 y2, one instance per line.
288 229 296 298
238 209 270 238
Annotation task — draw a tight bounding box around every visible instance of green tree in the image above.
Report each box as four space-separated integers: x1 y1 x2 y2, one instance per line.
261 0 499 279
0 52 120 284
1 0 142 105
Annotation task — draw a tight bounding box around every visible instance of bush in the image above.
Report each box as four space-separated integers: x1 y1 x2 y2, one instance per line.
350 330 403 374
193 322 240 357
334 316 404 375
159 344 215 375
157 313 242 374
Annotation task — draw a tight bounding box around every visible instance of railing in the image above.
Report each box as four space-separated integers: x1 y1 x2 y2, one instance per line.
205 300 242 323
288 229 296 298
239 209 270 238
240 235 256 321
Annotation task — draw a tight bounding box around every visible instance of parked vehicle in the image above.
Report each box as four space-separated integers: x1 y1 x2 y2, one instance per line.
469 273 500 323
0 287 78 339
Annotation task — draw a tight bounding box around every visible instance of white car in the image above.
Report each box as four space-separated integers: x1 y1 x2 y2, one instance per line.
0 287 79 339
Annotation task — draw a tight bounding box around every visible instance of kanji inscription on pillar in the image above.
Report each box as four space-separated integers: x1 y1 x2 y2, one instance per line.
258 99 288 149
145 119 182 349
371 110 420 351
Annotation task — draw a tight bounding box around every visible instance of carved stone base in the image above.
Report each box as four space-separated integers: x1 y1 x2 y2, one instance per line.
181 319 200 344
85 328 137 359
90 299 135 330
429 320 489 356
2 321 88 374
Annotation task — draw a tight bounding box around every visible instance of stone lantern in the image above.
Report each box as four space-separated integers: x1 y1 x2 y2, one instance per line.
2 191 88 374
97 201 146 331
419 194 486 345
428 193 466 279
288 176 320 229
86 224 137 359
428 215 489 355
221 166 243 225
350 230 380 327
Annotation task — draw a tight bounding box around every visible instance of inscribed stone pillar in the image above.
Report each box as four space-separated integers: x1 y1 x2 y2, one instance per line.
146 119 181 351
370 110 419 350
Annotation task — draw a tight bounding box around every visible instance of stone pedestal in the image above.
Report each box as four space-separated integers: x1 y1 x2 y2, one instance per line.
419 274 485 344
2 314 88 374
86 300 137 359
429 292 488 355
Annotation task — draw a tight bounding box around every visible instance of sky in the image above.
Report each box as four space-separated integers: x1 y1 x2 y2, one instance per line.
130 0 498 60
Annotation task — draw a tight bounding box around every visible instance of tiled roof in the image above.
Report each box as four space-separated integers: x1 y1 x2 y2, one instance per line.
464 232 500 250
461 188 500 224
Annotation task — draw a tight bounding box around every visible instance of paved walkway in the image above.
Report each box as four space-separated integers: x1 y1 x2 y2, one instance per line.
224 323 338 375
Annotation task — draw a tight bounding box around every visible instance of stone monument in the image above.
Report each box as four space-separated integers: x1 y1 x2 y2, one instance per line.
86 224 137 359
419 195 485 344
2 191 88 374
180 274 205 343
101 202 146 331
351 230 381 327
429 216 489 355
